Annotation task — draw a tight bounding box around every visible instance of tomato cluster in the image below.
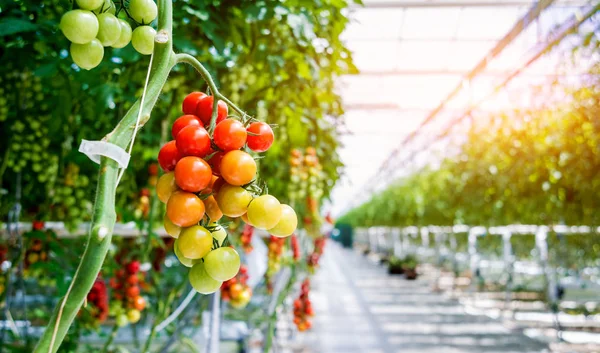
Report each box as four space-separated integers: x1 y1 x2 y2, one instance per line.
293 279 314 332
23 232 55 287
291 234 301 261
157 91 297 294
266 236 286 292
240 224 254 253
221 265 252 309
307 236 326 272
59 0 159 70
109 260 147 326
289 148 325 237
84 277 109 326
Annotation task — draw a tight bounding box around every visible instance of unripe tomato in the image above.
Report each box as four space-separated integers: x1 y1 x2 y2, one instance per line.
173 239 194 267
76 0 103 10
60 10 99 44
247 195 282 230
111 19 132 48
163 214 181 238
241 212 253 226
116 313 129 327
127 309 141 324
246 122 274 152
158 140 182 172
267 204 298 237
182 91 207 115
70 39 104 70
128 0 157 24
175 125 211 157
211 225 227 246
131 25 155 55
213 119 247 151
178 225 213 259
204 247 241 281
206 152 225 176
196 96 228 125
156 172 178 203
229 283 244 298
203 195 223 222
189 262 222 294
174 156 212 192
220 150 256 186
215 184 252 217
166 191 204 227
172 115 203 139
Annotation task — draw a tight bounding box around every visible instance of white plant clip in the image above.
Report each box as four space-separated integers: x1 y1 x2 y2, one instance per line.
78 139 130 168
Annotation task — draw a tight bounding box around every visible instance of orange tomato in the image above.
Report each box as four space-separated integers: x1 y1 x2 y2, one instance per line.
220 150 256 186
166 191 205 227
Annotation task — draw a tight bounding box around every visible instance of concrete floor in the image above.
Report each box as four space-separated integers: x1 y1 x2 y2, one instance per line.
293 242 549 353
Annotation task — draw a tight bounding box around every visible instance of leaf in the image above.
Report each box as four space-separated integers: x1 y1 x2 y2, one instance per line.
0 18 38 37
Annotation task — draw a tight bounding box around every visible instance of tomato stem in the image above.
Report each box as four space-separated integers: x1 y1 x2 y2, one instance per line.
33 0 174 351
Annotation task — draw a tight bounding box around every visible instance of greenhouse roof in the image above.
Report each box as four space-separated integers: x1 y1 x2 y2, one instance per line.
329 0 598 216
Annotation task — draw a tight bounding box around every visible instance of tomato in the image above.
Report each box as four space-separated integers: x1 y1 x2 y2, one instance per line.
182 92 207 115
177 225 213 259
156 172 178 203
60 10 99 44
133 296 146 311
204 247 241 281
267 204 297 237
126 285 140 298
211 225 227 246
175 125 211 157
196 96 228 125
213 119 247 151
166 191 204 227
163 214 181 238
70 39 104 70
206 152 225 176
201 175 219 195
174 238 194 267
174 156 212 192
203 195 223 222
212 177 226 195
247 195 282 230
131 25 155 55
246 122 274 152
111 19 132 48
189 262 222 294
172 115 203 139
76 0 103 10
220 150 256 186
127 309 141 323
241 212 253 226
126 261 140 274
158 140 182 172
229 283 244 298
126 274 139 285
96 13 121 46
128 0 157 24
215 184 252 217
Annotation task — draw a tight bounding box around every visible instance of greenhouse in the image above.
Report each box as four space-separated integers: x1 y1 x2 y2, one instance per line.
0 0 599 352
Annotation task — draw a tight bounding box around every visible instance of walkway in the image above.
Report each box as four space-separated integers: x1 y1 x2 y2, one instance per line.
296 242 549 353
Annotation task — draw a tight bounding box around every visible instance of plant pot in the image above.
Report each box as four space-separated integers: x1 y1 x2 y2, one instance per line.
388 266 404 275
404 268 418 280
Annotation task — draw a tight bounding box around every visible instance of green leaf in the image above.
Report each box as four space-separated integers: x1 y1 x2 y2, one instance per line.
0 18 38 37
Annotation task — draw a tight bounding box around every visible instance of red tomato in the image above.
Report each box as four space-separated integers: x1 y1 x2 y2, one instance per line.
182 91 207 115
126 285 140 298
196 96 228 125
220 150 257 186
158 141 182 172
176 125 211 157
166 191 205 227
214 119 247 151
246 122 274 152
174 156 212 192
126 261 140 274
127 275 139 285
206 151 225 176
172 115 203 139
147 163 159 176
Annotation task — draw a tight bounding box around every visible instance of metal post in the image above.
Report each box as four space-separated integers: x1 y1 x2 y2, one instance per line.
205 291 221 353
535 226 562 339
502 230 514 312
468 228 481 291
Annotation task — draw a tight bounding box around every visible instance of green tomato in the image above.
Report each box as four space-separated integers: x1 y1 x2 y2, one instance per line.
211 225 227 246
76 0 103 10
215 184 252 217
70 39 104 70
127 309 141 323
96 13 121 46
203 247 240 282
163 214 181 238
131 25 155 55
128 0 158 24
247 195 282 230
116 314 129 327
93 0 116 14
189 262 222 294
178 225 213 260
173 239 194 267
60 10 99 44
267 204 297 237
112 19 133 48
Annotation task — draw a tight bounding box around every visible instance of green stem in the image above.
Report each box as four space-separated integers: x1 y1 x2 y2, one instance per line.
33 1 174 352
101 324 119 353
174 53 247 132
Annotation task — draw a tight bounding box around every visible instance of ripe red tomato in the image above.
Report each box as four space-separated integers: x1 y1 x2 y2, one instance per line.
206 151 225 176
220 150 257 186
213 119 247 151
246 122 274 152
157 140 182 172
196 96 228 125
176 125 211 157
126 261 140 274
174 156 212 192
148 163 159 176
182 91 207 115
172 115 203 139
166 191 205 227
